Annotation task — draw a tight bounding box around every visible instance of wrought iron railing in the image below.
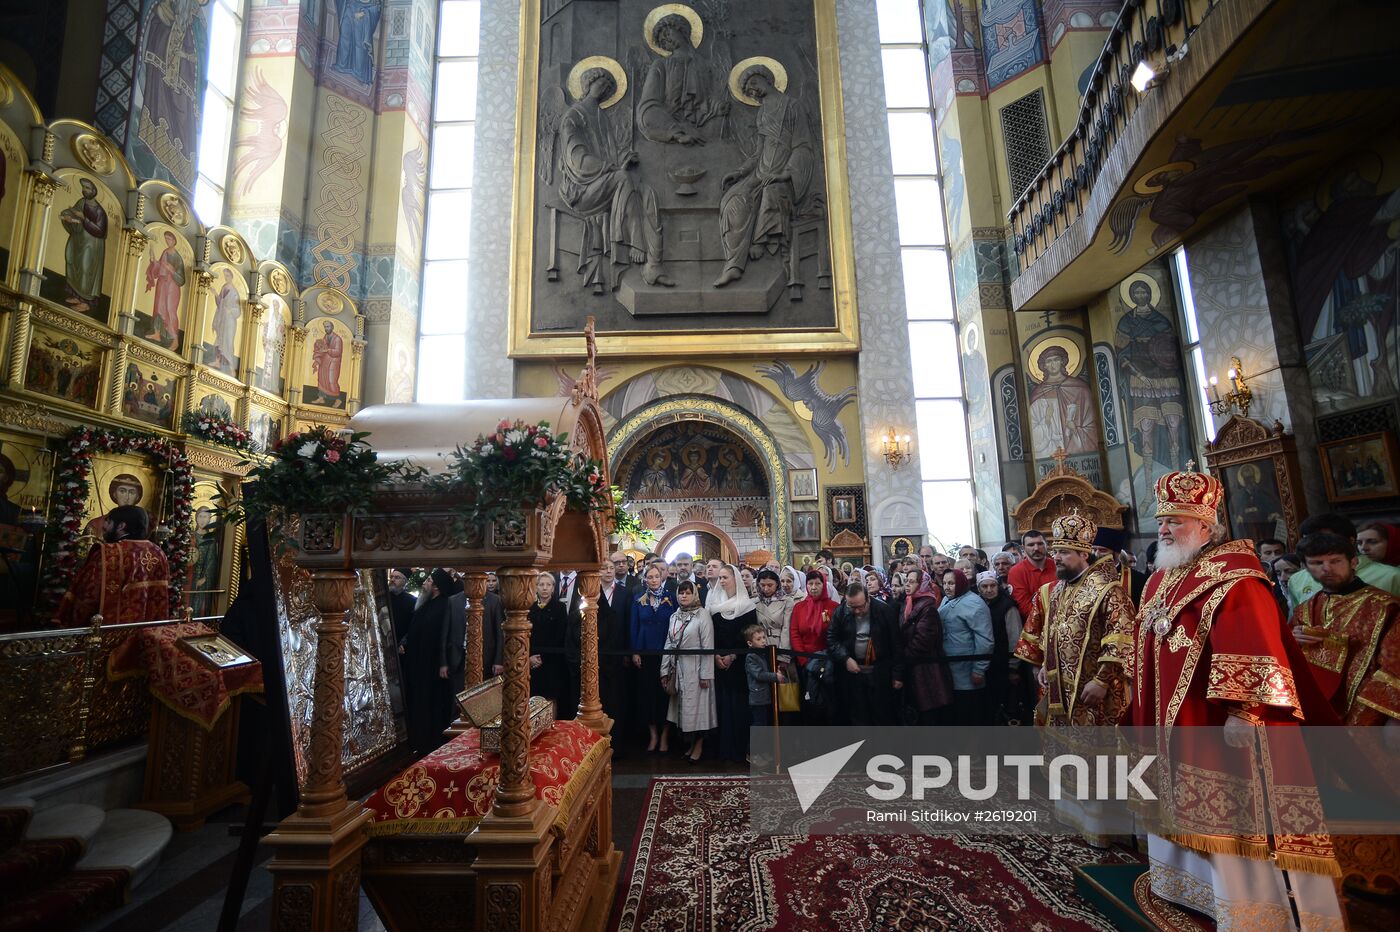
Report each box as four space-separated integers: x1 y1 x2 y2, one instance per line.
0 614 222 784
1007 0 1222 276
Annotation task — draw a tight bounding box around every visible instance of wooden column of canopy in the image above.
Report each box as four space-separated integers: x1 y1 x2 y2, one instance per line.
267 326 619 931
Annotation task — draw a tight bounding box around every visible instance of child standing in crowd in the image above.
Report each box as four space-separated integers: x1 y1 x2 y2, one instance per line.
743 624 787 726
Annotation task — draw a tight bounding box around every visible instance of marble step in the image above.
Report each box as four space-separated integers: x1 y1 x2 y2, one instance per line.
23 803 105 850
74 809 173 892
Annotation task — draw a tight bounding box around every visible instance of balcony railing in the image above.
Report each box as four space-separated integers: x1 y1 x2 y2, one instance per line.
1007 0 1222 279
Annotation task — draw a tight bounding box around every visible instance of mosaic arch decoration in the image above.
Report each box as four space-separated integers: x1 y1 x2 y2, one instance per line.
614 420 770 502
608 396 790 562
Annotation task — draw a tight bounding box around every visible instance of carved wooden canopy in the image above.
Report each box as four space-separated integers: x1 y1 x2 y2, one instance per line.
825 528 870 560
1011 450 1125 534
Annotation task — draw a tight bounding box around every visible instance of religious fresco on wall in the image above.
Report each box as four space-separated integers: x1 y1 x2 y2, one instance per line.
81 456 157 540
0 437 49 620
253 293 291 395
121 363 179 429
301 316 352 411
134 223 193 352
1220 461 1287 545
24 328 103 409
962 322 1002 537
188 480 225 618
528 0 838 334
0 121 23 282
248 407 280 453
756 360 855 471
38 170 120 323
128 0 208 189
201 264 246 377
1022 326 1103 485
232 69 289 198
194 389 236 422
1282 149 1400 415
615 422 769 502
979 0 1045 89
329 0 384 86
1111 263 1195 506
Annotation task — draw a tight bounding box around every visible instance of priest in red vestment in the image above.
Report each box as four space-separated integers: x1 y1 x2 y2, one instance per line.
56 504 171 626
1130 468 1344 929
1290 530 1400 895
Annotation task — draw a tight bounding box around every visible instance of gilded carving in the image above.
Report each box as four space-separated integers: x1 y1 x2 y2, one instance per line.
124 339 181 368
158 192 189 227
72 134 115 175
29 305 117 347
219 235 246 265
0 400 68 434
268 267 291 295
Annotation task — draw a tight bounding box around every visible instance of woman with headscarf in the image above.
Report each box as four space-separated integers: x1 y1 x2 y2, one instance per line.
1358 522 1400 567
403 568 455 755
660 580 716 762
630 563 676 752
976 570 1024 724
899 572 954 724
789 570 839 723
781 565 804 600
938 568 994 726
528 572 571 718
710 563 758 762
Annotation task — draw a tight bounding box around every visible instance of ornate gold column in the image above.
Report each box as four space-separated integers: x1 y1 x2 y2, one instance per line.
266 566 371 931
464 571 488 687
489 567 538 818
575 569 609 734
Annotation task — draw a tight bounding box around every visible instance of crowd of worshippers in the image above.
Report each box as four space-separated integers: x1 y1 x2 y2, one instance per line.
381 499 1400 766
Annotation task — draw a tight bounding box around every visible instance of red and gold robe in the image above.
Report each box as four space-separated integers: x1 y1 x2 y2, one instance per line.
55 540 171 627
1291 579 1400 725
1130 540 1340 876
1290 580 1400 894
1014 556 1133 726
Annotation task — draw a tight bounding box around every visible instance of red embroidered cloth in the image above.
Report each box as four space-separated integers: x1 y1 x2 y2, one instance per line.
107 621 263 729
365 720 606 837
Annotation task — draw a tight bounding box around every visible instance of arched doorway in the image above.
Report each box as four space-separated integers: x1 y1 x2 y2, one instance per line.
658 523 739 564
612 415 775 565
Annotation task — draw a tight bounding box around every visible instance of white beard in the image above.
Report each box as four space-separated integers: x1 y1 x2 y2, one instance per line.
1155 535 1208 571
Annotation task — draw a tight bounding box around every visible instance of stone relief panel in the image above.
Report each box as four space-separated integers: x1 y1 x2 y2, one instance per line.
527 0 838 333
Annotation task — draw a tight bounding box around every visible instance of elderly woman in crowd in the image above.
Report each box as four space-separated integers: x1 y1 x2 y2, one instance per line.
789 570 839 723
660 580 716 763
976 570 1025 724
899 571 954 724
939 568 994 726
528 572 571 720
781 565 804 600
954 557 978 585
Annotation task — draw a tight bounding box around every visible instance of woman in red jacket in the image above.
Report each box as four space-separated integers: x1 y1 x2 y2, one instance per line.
790 571 840 723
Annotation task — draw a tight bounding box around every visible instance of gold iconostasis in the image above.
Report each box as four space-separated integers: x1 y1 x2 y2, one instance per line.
0 69 365 630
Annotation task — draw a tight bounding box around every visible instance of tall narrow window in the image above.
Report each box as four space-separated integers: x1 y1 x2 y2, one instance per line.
1172 246 1216 444
877 0 975 550
192 0 246 225
417 0 481 402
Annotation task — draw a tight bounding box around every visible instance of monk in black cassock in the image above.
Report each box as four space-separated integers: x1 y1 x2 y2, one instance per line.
404 569 456 755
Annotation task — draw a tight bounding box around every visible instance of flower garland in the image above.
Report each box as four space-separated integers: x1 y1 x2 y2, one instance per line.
182 411 253 452
222 426 422 532
41 427 195 615
441 419 611 532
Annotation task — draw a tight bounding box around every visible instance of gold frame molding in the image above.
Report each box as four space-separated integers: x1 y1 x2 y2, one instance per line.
508 0 858 358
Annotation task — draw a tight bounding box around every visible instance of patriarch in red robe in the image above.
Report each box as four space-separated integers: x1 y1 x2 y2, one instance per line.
56 504 170 627
1130 467 1344 929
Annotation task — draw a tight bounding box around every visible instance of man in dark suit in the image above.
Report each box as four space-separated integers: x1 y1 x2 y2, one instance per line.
554 568 586 720
438 572 467 697
598 558 633 746
825 581 903 725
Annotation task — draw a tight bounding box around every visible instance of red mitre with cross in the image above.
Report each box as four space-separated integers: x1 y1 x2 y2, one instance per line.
1153 463 1224 521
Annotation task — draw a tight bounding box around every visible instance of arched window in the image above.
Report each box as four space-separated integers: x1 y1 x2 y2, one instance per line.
192 0 247 225
416 0 481 401
877 0 975 550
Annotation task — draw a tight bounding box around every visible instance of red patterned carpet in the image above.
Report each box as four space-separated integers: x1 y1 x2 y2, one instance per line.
611 775 1139 931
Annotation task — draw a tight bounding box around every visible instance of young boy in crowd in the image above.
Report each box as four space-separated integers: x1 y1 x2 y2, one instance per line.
743 624 787 726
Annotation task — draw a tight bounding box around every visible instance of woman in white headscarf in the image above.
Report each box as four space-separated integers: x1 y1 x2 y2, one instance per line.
813 563 841 603
781 565 804 600
710 563 758 763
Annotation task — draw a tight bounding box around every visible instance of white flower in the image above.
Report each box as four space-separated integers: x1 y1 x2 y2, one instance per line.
504 429 525 445
298 441 318 458
479 443 494 455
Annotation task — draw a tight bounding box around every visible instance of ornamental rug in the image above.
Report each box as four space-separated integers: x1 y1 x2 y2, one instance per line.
611 775 1140 931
